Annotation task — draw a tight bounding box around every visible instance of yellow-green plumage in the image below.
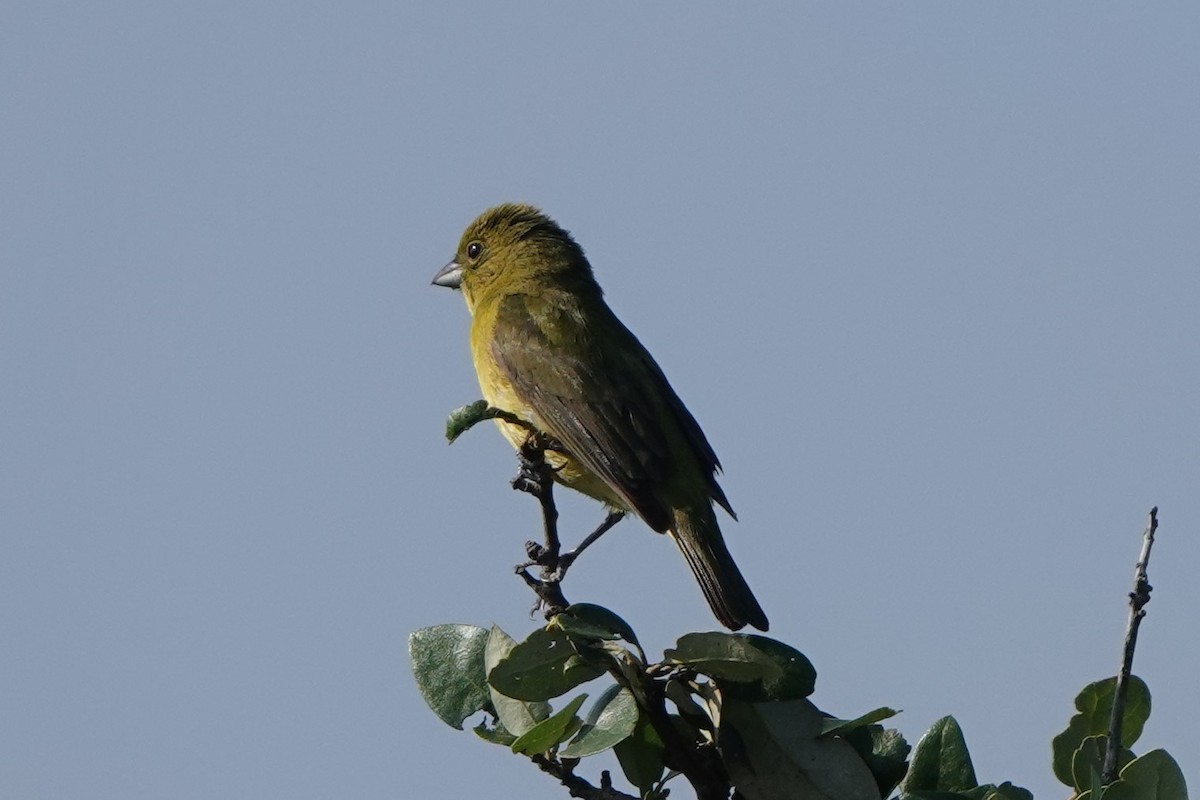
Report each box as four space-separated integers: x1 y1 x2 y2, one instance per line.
434 203 768 631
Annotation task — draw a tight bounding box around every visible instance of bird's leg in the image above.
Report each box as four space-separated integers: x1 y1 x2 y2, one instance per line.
556 511 626 577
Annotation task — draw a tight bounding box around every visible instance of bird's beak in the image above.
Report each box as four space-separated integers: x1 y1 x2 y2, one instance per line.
432 260 464 289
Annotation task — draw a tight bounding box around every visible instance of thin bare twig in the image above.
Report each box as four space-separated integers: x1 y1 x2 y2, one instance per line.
513 433 565 565
1103 506 1158 783
510 431 626 619
511 435 572 617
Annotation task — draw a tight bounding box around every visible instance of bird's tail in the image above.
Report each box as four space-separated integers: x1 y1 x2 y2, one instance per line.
669 506 769 631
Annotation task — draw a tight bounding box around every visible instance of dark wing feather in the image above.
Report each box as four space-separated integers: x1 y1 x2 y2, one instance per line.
630 344 736 520
490 292 731 530
490 292 672 529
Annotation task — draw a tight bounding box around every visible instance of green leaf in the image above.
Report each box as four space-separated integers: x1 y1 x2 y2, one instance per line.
664 632 816 701
614 715 665 795
1103 750 1189 800
555 603 640 649
488 625 606 701
445 400 492 443
821 707 900 737
511 694 588 755
721 698 881 800
842 725 912 798
472 718 517 746
665 632 777 682
408 624 491 729
1071 735 1135 793
901 716 977 794
484 625 551 736
1052 676 1152 787
560 683 639 758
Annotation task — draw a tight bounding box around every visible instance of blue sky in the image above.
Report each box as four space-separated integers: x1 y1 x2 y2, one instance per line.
2 4 1197 798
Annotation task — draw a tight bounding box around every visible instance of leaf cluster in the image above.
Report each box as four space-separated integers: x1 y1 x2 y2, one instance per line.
411 609 1189 800
413 606 1019 799
410 605 901 799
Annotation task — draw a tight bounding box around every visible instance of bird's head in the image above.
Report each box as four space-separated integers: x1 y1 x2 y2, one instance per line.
432 203 597 311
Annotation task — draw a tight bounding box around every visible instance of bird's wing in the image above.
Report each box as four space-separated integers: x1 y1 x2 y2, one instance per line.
629 336 736 520
489 292 679 531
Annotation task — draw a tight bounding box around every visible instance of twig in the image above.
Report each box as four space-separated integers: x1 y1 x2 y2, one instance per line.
1102 506 1158 783
510 432 577 618
530 754 638 800
487 407 570 456
513 434 564 563
510 431 627 619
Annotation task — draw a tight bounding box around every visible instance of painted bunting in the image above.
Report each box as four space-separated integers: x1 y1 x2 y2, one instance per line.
433 204 768 631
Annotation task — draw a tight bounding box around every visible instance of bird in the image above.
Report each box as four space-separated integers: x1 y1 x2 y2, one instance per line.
432 203 768 631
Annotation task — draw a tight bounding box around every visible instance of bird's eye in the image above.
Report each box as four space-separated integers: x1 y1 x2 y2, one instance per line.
466 241 482 261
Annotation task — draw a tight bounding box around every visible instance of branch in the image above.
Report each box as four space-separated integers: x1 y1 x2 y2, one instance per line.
1102 506 1158 783
512 434 572 617
510 428 626 619
529 755 639 800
